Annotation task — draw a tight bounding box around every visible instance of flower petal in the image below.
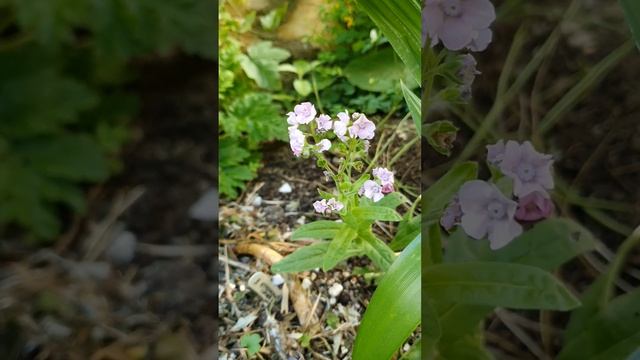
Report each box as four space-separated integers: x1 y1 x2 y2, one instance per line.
461 0 496 29
458 180 493 213
488 220 522 250
439 17 473 51
460 212 490 239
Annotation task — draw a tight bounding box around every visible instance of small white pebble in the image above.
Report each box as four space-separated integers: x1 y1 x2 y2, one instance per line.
310 272 317 281
328 283 344 297
272 274 285 286
301 278 312 290
252 195 263 206
403 344 411 352
239 283 246 292
329 297 337 305
278 182 292 193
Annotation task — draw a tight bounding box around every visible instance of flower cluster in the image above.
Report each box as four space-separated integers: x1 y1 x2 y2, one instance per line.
441 140 555 249
423 0 496 52
359 167 395 202
286 102 376 158
313 198 344 214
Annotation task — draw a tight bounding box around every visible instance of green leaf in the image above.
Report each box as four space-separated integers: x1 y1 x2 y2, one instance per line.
353 236 421 360
423 162 478 224
293 79 312 96
423 298 442 356
361 231 397 271
390 215 421 251
401 80 421 136
445 218 597 271
438 334 494 360
272 241 363 273
323 227 358 271
373 191 408 209
290 221 345 241
240 333 262 356
239 41 290 90
344 47 417 92
621 0 640 49
355 0 421 84
424 262 580 310
353 206 402 222
558 288 640 360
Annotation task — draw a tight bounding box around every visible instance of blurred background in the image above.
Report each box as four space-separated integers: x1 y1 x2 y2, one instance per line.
0 0 217 358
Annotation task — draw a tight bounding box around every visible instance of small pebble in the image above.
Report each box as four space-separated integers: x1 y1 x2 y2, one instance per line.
285 200 299 212
278 182 292 193
328 283 344 297
301 278 312 290
310 272 317 281
188 189 218 221
329 297 337 305
239 283 246 292
105 231 137 265
272 274 285 286
252 195 263 206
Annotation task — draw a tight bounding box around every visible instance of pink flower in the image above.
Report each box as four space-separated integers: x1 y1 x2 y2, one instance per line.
458 180 522 250
381 183 394 194
372 167 394 185
440 196 462 231
316 139 331 153
327 198 344 212
515 191 554 222
316 114 333 132
288 126 305 157
360 180 384 202
287 111 298 126
348 114 376 140
498 141 554 197
313 199 329 214
423 0 495 51
334 111 350 142
292 102 317 125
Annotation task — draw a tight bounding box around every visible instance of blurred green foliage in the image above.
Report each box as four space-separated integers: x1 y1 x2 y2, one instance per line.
0 0 215 241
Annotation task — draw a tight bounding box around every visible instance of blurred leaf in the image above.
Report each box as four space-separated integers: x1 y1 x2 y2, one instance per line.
558 287 640 360
218 138 259 198
239 41 290 90
355 0 421 83
353 205 403 222
620 0 640 49
401 80 421 136
438 334 494 360
390 215 420 250
323 226 358 271
291 221 345 241
259 2 288 31
272 241 363 273
221 92 287 146
240 333 262 357
424 120 458 156
293 79 312 96
424 262 580 310
344 47 417 92
353 236 421 360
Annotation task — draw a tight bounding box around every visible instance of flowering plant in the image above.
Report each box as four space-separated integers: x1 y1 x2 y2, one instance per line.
271 102 412 274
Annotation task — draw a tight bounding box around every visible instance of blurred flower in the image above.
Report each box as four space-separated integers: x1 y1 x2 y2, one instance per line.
363 140 371 152
317 139 331 153
515 191 554 222
381 183 394 194
313 199 329 214
348 114 376 140
288 126 305 157
423 0 495 51
458 53 480 100
499 140 554 197
373 167 394 185
327 198 344 212
440 196 462 231
458 180 522 249
486 139 505 165
287 111 298 126
359 180 384 202
334 110 350 142
316 114 333 132
292 102 316 125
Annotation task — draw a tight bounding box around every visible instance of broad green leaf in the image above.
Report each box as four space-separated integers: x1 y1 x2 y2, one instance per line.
353 206 402 222
436 303 490 342
353 236 420 360
323 227 358 271
271 242 362 273
239 41 290 90
438 334 494 360
240 333 262 356
360 231 396 271
423 298 441 356
424 262 580 310
621 0 640 49
558 288 640 360
390 215 420 250
293 79 312 96
344 47 417 92
423 162 478 224
445 218 597 271
355 0 421 83
291 220 345 241
401 80 421 136
564 275 607 341
372 191 408 209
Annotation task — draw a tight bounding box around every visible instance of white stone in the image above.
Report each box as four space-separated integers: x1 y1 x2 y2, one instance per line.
328 283 343 297
105 230 137 265
252 195 263 206
301 278 312 290
278 182 292 193
272 274 285 286
188 189 218 221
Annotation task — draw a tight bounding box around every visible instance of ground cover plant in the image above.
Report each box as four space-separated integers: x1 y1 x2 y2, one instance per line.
423 0 640 358
218 0 422 358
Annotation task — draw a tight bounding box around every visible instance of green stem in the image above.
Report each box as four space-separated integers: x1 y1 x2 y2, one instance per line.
600 225 640 307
